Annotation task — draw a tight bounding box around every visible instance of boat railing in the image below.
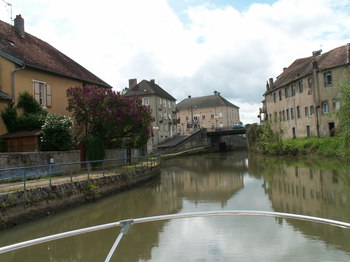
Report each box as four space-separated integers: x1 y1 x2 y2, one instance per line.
0 210 349 262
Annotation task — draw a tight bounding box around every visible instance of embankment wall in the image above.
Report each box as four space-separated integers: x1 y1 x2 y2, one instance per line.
0 166 160 230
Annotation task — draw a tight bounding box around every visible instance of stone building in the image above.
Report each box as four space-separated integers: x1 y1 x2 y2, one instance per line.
262 43 350 139
176 91 240 135
125 79 177 153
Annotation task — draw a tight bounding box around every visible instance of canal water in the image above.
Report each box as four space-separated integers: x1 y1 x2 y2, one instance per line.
0 152 349 261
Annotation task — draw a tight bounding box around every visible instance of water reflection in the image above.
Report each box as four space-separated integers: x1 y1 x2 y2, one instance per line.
0 152 349 261
249 153 350 254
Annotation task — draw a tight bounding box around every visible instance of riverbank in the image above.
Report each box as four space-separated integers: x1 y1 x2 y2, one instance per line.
252 136 347 158
0 164 160 230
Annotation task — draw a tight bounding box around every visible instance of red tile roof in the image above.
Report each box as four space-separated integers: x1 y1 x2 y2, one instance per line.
0 19 111 88
271 44 349 90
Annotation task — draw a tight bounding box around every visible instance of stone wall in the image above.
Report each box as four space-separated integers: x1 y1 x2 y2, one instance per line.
0 165 160 229
0 151 80 168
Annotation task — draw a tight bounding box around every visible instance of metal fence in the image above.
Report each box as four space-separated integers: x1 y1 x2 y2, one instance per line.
0 154 160 193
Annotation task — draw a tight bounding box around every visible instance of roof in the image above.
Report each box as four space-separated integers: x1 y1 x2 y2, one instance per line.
269 44 349 92
177 94 239 110
0 130 42 139
125 80 176 101
0 19 111 88
0 90 12 101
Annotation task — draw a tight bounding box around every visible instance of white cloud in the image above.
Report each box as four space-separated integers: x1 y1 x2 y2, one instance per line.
2 0 350 124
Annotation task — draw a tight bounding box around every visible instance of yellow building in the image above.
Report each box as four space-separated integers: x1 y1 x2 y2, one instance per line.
262 44 350 139
177 91 240 135
0 15 111 135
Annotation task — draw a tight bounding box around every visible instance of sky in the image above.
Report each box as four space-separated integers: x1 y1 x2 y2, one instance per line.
1 0 350 124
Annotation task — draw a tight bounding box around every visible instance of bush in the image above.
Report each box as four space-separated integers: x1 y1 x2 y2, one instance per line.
1 108 18 132
41 114 75 151
85 136 105 163
16 92 44 115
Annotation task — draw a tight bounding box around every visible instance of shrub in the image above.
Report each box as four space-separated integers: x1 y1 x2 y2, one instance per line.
41 114 75 151
16 92 44 115
85 135 105 163
1 108 18 132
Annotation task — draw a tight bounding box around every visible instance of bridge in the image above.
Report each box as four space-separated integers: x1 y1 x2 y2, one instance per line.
157 128 247 153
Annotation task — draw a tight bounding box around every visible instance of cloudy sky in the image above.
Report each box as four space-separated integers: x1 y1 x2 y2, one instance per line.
1 0 350 123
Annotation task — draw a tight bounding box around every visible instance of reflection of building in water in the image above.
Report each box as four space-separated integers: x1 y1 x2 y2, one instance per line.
265 167 349 220
264 166 350 254
162 152 247 206
182 171 243 205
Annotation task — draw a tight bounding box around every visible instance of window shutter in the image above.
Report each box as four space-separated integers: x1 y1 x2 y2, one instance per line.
34 82 40 103
46 84 52 108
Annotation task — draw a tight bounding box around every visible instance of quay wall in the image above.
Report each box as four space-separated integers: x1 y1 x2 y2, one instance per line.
0 165 160 230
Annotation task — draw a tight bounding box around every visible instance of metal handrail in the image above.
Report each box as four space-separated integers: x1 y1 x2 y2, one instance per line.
1 210 349 260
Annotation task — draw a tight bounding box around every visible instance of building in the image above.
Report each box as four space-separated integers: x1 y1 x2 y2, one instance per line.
176 91 240 135
0 15 111 135
262 43 350 139
125 79 177 152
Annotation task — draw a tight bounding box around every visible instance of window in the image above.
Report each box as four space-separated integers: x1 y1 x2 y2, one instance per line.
308 77 312 89
299 80 303 93
168 101 171 108
324 72 332 86
333 100 340 110
322 101 329 114
282 110 286 121
310 105 315 115
274 112 278 122
202 115 205 120
163 99 166 107
291 108 295 120
305 107 309 117
142 97 149 106
279 90 282 101
33 80 52 108
218 112 223 118
285 87 289 98
292 127 296 138
296 106 300 118
279 111 282 122
273 92 276 103
291 85 296 96
286 109 290 120
306 126 311 137
211 114 214 119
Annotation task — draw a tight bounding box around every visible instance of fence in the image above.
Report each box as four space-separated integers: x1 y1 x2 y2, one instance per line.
0 154 160 193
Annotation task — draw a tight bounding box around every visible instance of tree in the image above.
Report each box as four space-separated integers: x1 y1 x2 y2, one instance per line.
336 77 350 153
66 86 153 148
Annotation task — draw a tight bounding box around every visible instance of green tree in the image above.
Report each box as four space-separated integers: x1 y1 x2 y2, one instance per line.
336 77 350 154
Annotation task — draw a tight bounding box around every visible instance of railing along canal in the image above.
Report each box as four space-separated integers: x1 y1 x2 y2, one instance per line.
0 210 349 261
0 154 160 192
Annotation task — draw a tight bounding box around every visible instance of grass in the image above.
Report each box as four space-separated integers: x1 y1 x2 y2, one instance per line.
271 136 345 157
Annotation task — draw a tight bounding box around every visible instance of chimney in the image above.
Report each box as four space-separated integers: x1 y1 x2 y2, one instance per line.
266 81 270 91
283 67 287 72
312 49 322 57
14 14 25 38
269 78 274 89
347 43 350 64
214 91 218 95
188 95 191 98
150 79 155 84
128 78 137 89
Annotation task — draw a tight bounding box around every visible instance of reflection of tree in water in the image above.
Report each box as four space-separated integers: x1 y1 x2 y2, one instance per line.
0 177 183 262
250 153 350 255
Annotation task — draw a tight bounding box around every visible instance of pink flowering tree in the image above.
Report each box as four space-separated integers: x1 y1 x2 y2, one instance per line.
66 86 153 148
